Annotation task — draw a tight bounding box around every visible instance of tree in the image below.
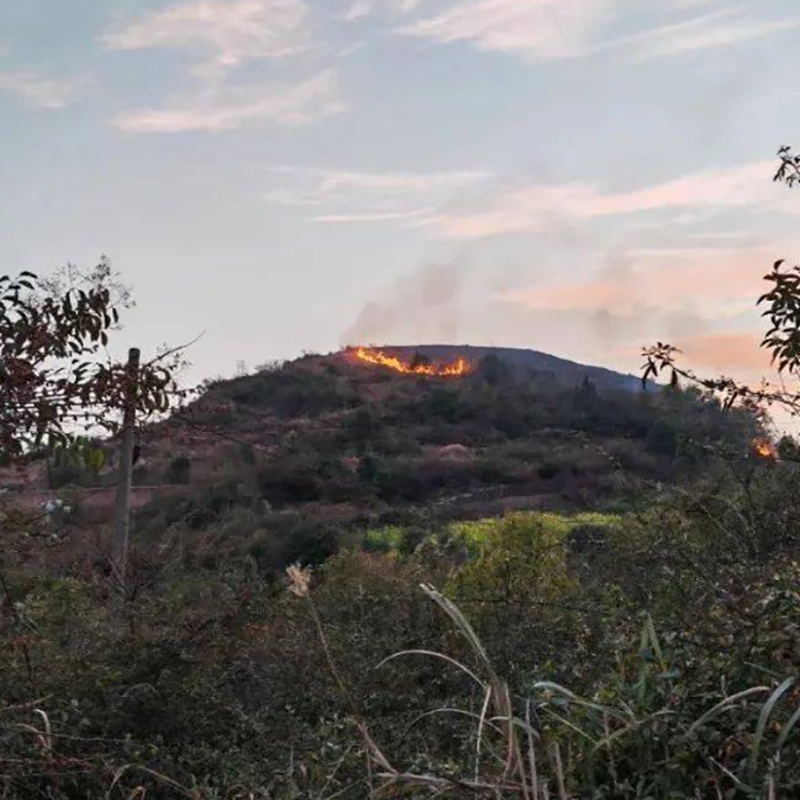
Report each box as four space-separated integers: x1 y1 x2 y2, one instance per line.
642 148 800 421
476 352 511 385
572 375 599 413
645 419 678 457
777 434 800 461
47 436 106 488
0 261 182 462
165 454 192 485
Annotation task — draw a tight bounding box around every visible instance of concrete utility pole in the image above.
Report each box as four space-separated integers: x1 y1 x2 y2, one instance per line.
112 347 140 587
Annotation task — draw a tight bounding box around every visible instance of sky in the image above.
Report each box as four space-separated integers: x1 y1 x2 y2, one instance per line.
2 0 800 393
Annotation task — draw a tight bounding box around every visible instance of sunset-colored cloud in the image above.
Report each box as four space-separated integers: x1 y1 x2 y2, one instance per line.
113 70 344 133
494 245 784 385
398 0 798 63
398 0 613 61
499 246 773 316
315 208 436 223
342 0 425 21
103 0 310 74
104 0 347 136
264 165 492 220
434 161 787 239
680 331 771 374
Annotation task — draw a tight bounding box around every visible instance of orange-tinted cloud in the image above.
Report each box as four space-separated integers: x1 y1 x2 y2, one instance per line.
399 1 800 64
500 247 772 316
434 161 799 240
113 70 344 133
679 331 771 375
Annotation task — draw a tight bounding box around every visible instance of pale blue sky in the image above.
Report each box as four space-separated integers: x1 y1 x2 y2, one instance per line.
1 0 799 385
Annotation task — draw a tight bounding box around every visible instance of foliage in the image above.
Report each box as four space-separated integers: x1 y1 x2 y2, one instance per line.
643 148 800 417
165 454 192 485
447 511 621 557
162 348 758 537
0 261 183 460
47 436 106 488
3 459 800 798
364 524 406 552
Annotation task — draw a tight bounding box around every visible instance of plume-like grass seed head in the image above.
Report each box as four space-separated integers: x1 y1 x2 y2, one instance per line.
286 563 311 598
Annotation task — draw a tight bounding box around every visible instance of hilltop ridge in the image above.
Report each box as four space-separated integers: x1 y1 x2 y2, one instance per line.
343 344 644 392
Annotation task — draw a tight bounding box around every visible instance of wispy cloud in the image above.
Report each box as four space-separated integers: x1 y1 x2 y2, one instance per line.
607 8 800 62
499 246 772 316
112 70 344 133
398 0 798 63
496 244 783 382
267 166 492 197
431 161 792 239
0 70 84 109
342 0 426 22
398 0 614 60
103 0 311 75
315 207 436 223
104 0 347 136
681 331 770 373
264 166 492 222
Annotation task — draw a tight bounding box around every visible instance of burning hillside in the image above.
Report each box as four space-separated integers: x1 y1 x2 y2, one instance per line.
350 346 472 377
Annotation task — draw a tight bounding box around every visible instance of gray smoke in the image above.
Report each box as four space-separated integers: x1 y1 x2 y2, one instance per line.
342 261 466 346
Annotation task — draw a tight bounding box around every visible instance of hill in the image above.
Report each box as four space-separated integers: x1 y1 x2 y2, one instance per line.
7 345 757 536
6 343 759 569
89 344 758 568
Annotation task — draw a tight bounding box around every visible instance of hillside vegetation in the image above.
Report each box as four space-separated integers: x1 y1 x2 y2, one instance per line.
99 346 759 573
5 342 799 799
3 467 800 798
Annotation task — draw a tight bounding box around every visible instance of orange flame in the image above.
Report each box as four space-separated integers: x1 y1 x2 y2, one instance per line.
753 438 778 461
352 347 471 377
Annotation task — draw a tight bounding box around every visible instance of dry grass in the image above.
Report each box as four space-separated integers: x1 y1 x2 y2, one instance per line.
289 564 800 800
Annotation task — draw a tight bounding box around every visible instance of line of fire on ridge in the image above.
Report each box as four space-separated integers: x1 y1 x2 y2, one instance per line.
351 346 472 377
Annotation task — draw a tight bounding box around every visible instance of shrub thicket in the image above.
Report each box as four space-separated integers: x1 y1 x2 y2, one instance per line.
2 457 799 798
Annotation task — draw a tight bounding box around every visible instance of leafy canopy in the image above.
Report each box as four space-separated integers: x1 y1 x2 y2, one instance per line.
0 260 181 460
643 147 800 417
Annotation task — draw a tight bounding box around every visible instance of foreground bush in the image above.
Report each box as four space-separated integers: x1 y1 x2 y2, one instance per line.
291 579 800 799
1 462 799 797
